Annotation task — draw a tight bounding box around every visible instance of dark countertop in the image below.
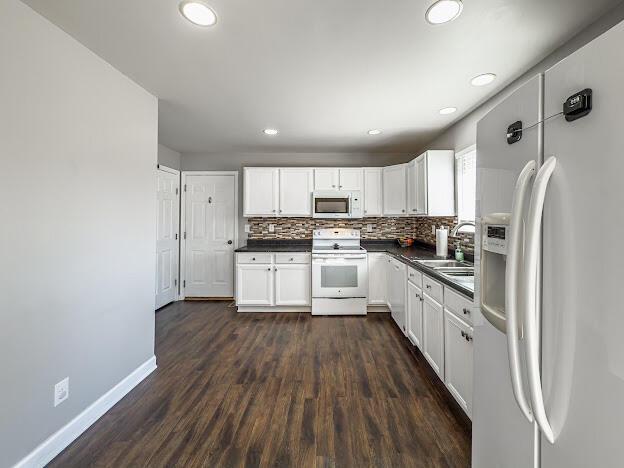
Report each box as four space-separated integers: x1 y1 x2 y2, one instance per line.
235 239 474 299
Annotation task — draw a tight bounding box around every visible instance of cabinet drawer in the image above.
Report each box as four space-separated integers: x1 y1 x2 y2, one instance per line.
275 253 310 264
407 267 422 287
444 286 474 325
423 275 443 303
237 253 273 264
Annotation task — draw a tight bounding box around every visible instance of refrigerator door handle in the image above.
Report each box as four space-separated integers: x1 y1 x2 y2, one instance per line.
523 156 557 444
505 160 536 423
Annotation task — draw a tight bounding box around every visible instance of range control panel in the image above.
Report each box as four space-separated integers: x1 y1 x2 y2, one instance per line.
482 224 508 255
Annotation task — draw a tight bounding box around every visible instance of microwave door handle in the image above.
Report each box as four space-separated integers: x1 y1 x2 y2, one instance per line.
505 160 535 423
523 156 557 444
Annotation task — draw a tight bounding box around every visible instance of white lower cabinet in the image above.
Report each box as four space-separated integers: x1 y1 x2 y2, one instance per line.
274 263 310 306
389 259 407 335
367 253 387 305
407 280 424 350
423 288 444 379
236 264 274 306
444 310 474 417
236 253 310 309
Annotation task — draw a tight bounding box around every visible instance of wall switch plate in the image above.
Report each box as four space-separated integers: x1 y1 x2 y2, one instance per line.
244 224 251 233
268 224 275 233
54 377 69 407
367 224 373 233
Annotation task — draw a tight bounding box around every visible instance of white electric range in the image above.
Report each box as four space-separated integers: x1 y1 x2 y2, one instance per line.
311 229 368 315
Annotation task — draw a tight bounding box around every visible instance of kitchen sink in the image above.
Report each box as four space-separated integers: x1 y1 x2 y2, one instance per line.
414 259 473 269
435 267 474 276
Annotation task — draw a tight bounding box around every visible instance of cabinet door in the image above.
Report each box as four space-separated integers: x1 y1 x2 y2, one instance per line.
244 168 279 216
406 159 417 215
390 260 407 334
363 168 383 217
367 253 387 305
275 264 310 306
407 281 424 350
423 293 444 379
414 154 428 215
382 164 407 216
444 310 473 417
279 168 313 216
314 168 339 190
338 168 363 191
236 264 274 305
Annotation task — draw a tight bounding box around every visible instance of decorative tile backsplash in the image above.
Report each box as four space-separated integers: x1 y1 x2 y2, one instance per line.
247 216 474 254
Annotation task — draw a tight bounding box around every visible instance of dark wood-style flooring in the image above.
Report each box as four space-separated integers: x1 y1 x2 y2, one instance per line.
50 301 471 467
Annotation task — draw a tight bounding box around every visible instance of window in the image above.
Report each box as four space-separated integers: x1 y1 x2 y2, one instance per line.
455 145 476 230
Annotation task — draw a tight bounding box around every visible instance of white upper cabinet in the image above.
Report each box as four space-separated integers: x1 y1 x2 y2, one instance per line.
363 168 383 217
314 168 363 192
338 168 363 191
383 164 407 216
407 150 455 216
278 168 313 216
313 168 339 190
244 167 279 217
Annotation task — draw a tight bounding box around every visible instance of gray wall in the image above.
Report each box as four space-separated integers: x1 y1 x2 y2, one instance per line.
417 1 624 154
181 152 409 241
0 1 158 466
158 143 181 170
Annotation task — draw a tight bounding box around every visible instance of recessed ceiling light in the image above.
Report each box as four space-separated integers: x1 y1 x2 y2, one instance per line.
439 107 457 115
179 1 217 27
471 73 497 86
425 0 463 25
263 128 278 135
368 129 382 135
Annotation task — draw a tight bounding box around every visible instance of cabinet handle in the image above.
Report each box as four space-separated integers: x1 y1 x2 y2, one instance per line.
267 267 271 271
272 209 276 213
279 209 282 213
252 257 256 261
274 267 277 271
461 331 466 338
289 257 294 261
426 285 431 289
412 209 416 212
332 185 336 188
463 307 470 315
402 209 406 213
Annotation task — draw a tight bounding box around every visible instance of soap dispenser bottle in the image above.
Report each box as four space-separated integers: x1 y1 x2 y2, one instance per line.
455 243 464 262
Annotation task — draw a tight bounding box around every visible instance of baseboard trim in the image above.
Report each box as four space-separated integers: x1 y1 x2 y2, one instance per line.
14 356 157 468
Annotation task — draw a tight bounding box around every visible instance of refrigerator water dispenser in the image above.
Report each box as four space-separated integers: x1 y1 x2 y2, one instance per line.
480 213 510 333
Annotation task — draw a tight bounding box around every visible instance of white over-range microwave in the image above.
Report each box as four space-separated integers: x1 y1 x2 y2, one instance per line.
312 190 363 219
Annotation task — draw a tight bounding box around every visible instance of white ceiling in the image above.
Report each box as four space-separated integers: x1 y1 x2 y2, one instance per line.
22 0 621 153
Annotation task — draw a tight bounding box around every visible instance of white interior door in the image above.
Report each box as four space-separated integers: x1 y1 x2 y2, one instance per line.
156 168 179 309
184 173 237 298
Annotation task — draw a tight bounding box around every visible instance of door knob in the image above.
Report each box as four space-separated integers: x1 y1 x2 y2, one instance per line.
227 240 233 244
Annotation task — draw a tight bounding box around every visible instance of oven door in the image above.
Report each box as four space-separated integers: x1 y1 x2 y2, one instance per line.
312 254 367 298
313 195 351 218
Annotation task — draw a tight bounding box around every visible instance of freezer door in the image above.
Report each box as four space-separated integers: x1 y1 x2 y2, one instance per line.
473 74 542 468
541 20 624 468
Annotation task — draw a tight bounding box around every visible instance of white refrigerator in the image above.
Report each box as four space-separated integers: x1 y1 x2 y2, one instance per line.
473 19 624 468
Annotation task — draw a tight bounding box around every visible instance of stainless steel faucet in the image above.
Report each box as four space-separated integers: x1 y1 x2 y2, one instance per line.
451 221 476 236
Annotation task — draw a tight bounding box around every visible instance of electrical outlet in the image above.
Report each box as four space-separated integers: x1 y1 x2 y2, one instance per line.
367 224 373 233
244 224 251 233
268 224 275 233
54 377 69 407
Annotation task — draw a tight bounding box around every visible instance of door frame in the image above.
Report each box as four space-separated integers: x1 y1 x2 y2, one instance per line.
156 164 181 306
180 171 239 300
